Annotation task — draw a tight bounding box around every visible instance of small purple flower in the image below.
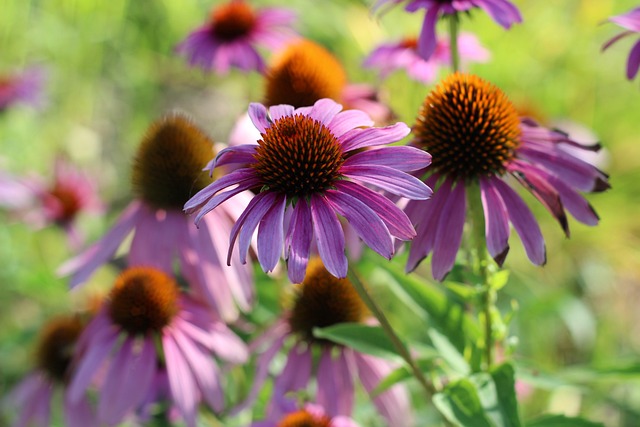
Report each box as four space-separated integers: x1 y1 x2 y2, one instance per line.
363 32 490 83
176 0 297 74
236 259 411 427
58 115 254 321
66 267 248 427
603 7 640 80
185 98 432 283
0 67 46 111
4 316 95 427
373 0 521 60
252 401 360 427
405 73 609 280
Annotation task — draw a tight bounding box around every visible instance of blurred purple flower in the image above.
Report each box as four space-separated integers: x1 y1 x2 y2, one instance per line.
4 316 95 427
66 267 248 427
373 0 521 60
185 98 432 283
0 67 46 111
176 0 297 74
252 401 360 427
236 259 411 427
363 32 490 83
405 73 609 280
603 7 640 80
58 115 254 321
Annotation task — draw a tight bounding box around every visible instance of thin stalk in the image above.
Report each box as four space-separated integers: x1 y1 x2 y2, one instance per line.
449 14 460 73
347 268 436 397
466 183 495 370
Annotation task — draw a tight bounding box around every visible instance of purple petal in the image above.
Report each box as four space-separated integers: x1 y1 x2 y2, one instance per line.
343 145 431 172
417 6 440 60
128 207 179 272
58 201 143 287
209 322 249 364
213 145 258 169
480 178 510 266
310 195 347 278
340 122 410 152
627 39 640 79
285 199 313 283
268 104 295 120
546 174 600 226
163 334 198 427
227 191 277 265
342 164 432 199
64 394 96 427
335 180 417 240
609 7 640 31
328 109 374 138
432 182 466 281
325 189 393 259
317 349 354 417
492 178 546 265
248 102 271 133
475 0 522 28
257 194 286 272
307 98 343 125
273 345 312 397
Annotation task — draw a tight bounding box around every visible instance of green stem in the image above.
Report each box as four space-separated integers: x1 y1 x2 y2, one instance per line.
347 268 436 398
466 183 494 370
449 14 460 73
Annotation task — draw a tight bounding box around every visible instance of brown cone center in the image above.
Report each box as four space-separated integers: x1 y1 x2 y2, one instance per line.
211 1 256 41
36 316 83 382
277 409 332 427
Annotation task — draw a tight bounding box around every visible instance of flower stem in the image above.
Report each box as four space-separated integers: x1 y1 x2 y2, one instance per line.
347 267 436 397
466 183 495 370
449 14 460 73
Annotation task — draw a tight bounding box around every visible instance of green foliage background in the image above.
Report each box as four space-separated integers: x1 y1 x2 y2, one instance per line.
1 0 639 425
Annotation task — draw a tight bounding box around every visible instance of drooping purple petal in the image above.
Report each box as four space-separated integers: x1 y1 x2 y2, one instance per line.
340 122 410 152
343 146 431 172
335 180 416 240
327 109 374 138
273 345 312 398
248 102 271 133
474 0 522 28
257 194 286 272
317 348 354 417
208 322 249 364
431 182 466 281
325 189 393 259
417 6 440 60
480 177 510 266
128 207 178 272
492 178 546 265
163 334 198 427
342 164 432 199
627 39 640 79
233 192 279 265
285 199 313 284
310 195 347 278
213 145 258 169
546 174 600 226
64 394 96 427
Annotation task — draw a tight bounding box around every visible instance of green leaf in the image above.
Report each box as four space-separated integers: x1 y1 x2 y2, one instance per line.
489 270 510 291
429 329 470 375
371 357 439 396
525 415 604 427
312 323 401 361
382 260 480 352
490 363 522 427
433 379 495 427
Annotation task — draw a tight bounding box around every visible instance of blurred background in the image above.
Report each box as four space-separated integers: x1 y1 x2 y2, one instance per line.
1 0 639 425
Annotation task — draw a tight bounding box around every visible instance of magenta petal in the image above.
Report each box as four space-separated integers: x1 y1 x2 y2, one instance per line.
248 102 271 133
627 39 640 79
417 6 440 60
257 194 286 272
547 175 599 226
307 98 343 125
342 164 432 199
268 104 295 120
328 109 374 138
475 0 522 28
185 168 257 212
316 349 354 417
209 322 249 364
285 199 313 284
340 122 410 152
492 178 546 265
129 207 179 272
64 394 96 427
213 145 258 169
310 195 347 278
237 192 279 266
163 334 198 427
325 189 393 259
58 201 143 287
343 145 431 172
335 180 416 240
273 345 312 397
432 182 466 281
480 178 510 266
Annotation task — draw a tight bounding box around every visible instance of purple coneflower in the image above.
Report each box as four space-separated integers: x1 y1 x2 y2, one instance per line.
0 67 45 111
603 7 640 80
405 73 609 280
237 259 411 427
67 267 248 427
5 315 95 427
252 401 359 427
373 0 521 60
58 114 254 321
185 98 432 282
176 0 297 74
363 33 490 83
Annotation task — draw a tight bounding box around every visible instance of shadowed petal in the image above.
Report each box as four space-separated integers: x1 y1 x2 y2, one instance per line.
343 146 431 172
493 178 546 265
273 345 312 398
249 102 271 133
342 164 432 199
285 199 313 284
480 177 510 266
311 195 347 278
340 123 410 152
417 6 440 59
432 182 466 281
163 334 198 427
236 192 279 265
317 349 354 417
257 194 286 272
627 39 640 79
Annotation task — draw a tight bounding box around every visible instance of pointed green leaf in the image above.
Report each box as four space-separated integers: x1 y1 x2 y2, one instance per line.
371 357 439 396
313 323 401 361
490 363 522 427
525 415 604 427
433 379 495 427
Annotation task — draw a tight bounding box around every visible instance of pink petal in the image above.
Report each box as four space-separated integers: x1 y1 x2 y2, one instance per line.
307 98 343 125
317 349 354 417
480 178 510 266
163 334 198 427
342 165 432 199
310 195 347 278
432 182 466 281
327 109 374 138
257 194 286 272
285 199 313 283
343 146 431 172
340 122 410 152
248 102 271 133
